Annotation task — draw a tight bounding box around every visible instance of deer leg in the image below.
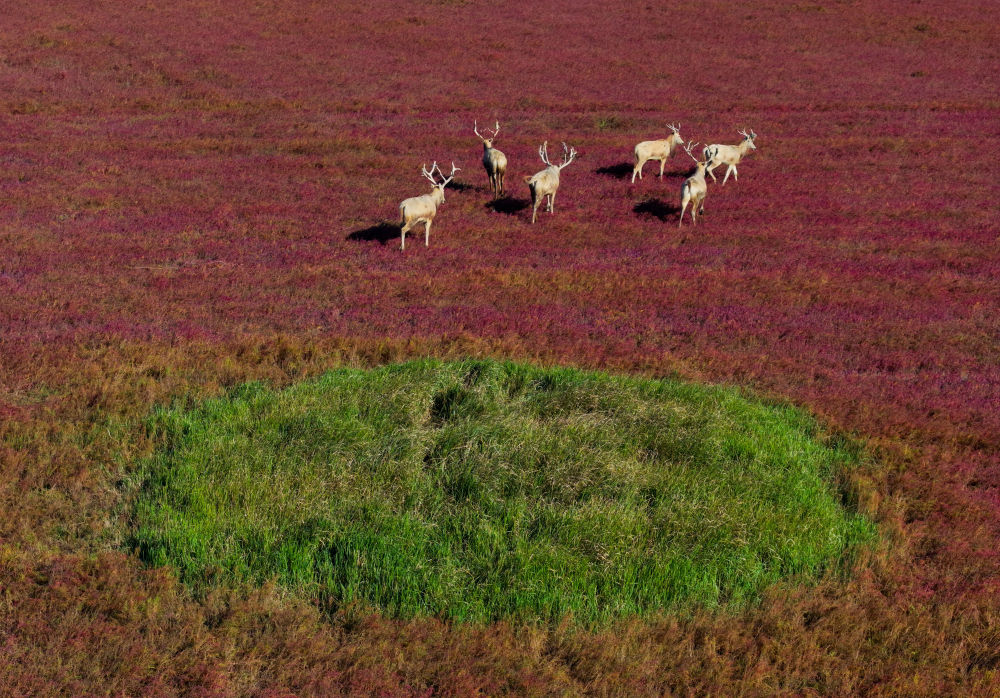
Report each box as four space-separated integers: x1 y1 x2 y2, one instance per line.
706 163 718 182
722 165 734 185
531 197 540 224
400 220 412 250
659 158 666 178
424 219 431 246
633 159 644 183
679 193 689 228
548 192 555 214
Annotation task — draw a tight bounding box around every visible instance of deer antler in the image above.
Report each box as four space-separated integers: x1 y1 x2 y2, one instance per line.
682 141 700 163
431 160 462 189
668 123 680 133
421 162 439 184
475 120 501 142
558 142 577 169
438 161 460 186
737 128 751 140
750 128 757 139
421 161 460 187
539 141 553 166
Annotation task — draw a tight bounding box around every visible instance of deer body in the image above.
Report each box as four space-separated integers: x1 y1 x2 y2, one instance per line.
632 124 683 183
399 188 445 249
703 129 757 185
524 141 577 224
398 162 459 249
482 144 507 197
475 121 507 198
679 141 709 227
526 167 560 223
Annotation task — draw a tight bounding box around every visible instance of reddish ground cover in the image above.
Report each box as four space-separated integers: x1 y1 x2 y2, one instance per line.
1 0 998 693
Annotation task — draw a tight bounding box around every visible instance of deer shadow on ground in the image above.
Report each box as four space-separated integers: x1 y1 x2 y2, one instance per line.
346 222 399 245
633 198 680 222
636 166 696 181
448 180 476 193
486 196 529 215
595 162 634 180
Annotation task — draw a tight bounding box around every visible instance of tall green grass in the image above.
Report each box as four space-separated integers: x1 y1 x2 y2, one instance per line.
129 359 874 624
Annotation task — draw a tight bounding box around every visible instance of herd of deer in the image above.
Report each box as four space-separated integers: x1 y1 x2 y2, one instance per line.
397 121 758 250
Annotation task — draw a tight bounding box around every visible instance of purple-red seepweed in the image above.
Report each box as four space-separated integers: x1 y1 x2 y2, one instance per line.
0 0 998 693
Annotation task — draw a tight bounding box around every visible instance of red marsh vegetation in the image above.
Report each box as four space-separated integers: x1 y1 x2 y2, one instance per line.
1 0 998 693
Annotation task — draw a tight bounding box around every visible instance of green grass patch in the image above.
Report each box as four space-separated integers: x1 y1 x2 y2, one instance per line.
128 359 874 624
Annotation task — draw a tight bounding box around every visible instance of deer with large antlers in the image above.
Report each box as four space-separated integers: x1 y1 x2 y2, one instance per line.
523 141 577 224
679 141 709 227
474 120 508 198
631 123 683 183
398 161 459 250
703 129 757 185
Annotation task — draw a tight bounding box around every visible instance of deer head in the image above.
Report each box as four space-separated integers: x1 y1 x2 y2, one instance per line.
738 128 758 150
474 120 501 148
667 123 683 146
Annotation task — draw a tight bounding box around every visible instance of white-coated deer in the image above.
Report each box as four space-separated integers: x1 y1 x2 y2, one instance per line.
703 128 757 185
474 120 508 198
398 161 459 250
631 123 683 183
524 141 577 224
679 141 709 227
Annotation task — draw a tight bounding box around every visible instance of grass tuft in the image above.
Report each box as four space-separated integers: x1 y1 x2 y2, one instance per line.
129 359 874 624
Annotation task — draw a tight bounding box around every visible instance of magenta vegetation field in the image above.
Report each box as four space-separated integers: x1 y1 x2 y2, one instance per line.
1 0 998 694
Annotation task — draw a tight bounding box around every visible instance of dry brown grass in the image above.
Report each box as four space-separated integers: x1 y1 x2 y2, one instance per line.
1 336 997 694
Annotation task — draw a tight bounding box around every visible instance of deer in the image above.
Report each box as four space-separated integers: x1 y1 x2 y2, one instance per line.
631 123 683 183
702 128 757 185
679 141 709 227
523 141 577 224
398 161 459 250
474 120 508 198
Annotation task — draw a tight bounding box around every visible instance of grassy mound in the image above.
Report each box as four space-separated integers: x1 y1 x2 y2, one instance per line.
129 359 874 623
